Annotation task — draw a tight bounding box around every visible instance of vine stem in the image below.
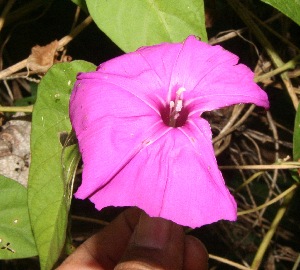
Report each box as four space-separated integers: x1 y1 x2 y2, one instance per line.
238 184 298 216
0 15 93 80
0 105 33 112
234 172 264 193
251 187 297 270
292 253 300 270
227 0 299 110
255 54 300 83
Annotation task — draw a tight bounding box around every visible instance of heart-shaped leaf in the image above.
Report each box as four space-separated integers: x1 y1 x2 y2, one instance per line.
28 60 96 270
86 0 207 52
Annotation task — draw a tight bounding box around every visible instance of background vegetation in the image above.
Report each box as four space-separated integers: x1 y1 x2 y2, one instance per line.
0 0 299 269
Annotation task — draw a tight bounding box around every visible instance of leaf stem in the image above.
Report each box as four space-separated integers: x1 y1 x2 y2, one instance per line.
250 186 297 269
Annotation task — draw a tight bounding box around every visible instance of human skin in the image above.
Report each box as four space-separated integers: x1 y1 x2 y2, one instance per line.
57 208 208 270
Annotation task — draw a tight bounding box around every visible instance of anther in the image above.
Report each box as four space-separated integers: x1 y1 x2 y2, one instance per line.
169 87 186 127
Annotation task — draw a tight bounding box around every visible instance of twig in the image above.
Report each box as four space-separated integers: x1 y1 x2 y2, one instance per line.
220 163 300 170
245 129 293 148
255 55 300 83
0 105 33 112
0 59 27 80
0 16 93 80
209 13 282 45
3 79 13 100
238 184 298 216
242 133 263 164
209 29 246 45
213 105 256 144
249 12 300 53
230 147 258 208
219 104 245 136
71 215 109 226
70 6 81 31
234 171 264 193
265 110 280 205
209 254 251 270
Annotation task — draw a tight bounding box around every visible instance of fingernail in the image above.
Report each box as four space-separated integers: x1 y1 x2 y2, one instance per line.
133 213 172 250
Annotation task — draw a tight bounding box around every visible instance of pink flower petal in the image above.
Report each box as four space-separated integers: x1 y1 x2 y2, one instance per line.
169 36 238 97
185 64 269 117
70 78 162 198
87 118 236 228
95 42 182 103
169 36 269 112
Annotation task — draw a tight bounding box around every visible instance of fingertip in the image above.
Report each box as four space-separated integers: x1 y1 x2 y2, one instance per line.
115 260 160 270
118 214 185 270
184 235 208 270
122 207 144 231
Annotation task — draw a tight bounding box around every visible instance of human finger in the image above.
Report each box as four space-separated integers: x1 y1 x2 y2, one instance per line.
115 212 185 270
183 235 208 270
57 207 142 270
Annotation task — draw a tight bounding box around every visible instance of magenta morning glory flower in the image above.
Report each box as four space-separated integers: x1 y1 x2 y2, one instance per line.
70 36 269 228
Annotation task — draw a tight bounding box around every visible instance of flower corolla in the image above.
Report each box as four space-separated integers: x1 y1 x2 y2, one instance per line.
70 36 269 228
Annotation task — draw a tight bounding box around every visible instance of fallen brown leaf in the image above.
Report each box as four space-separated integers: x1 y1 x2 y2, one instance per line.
27 40 59 74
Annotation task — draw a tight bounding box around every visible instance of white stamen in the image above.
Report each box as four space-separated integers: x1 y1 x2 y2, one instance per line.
176 87 186 96
169 87 186 127
175 100 183 112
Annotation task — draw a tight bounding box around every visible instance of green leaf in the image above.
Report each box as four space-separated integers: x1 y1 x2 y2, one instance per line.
28 61 96 270
86 0 207 52
0 175 37 259
14 83 38 106
293 103 300 160
260 0 300 26
291 98 300 183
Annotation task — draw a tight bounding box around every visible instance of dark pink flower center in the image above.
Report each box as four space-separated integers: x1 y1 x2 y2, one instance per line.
160 87 189 128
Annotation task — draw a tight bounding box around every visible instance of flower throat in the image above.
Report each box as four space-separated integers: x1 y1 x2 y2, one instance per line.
161 87 188 128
